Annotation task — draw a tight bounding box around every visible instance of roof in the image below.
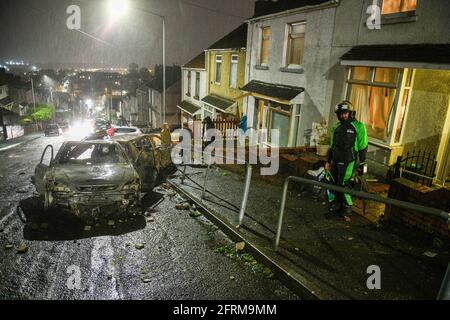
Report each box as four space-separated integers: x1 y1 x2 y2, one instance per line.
207 24 247 51
183 52 206 69
252 0 331 19
202 95 235 112
241 80 304 101
341 44 450 65
0 96 14 106
147 66 181 92
177 100 201 115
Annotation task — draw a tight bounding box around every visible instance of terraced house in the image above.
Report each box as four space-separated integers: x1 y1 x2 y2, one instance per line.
243 0 340 148
177 52 206 125
331 0 450 183
202 24 247 120
244 0 450 185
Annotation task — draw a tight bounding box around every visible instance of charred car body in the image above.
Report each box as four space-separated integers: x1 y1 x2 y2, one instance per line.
32 134 173 217
33 140 141 217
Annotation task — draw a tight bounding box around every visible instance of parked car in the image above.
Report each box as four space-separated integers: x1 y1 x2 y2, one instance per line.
32 140 141 217
112 134 174 191
44 123 61 137
113 126 143 136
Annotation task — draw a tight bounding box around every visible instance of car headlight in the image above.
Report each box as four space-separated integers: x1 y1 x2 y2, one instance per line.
122 180 140 191
53 183 72 193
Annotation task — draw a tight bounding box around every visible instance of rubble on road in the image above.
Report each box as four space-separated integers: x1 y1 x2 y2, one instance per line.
235 242 245 252
17 244 29 254
162 183 172 190
176 202 191 210
135 243 145 250
189 210 202 218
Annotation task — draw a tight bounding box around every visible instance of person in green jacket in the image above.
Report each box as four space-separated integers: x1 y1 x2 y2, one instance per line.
325 100 368 216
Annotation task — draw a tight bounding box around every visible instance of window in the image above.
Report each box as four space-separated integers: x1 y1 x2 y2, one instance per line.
381 0 417 15
346 66 402 142
260 27 271 66
394 69 414 143
286 22 306 67
195 72 200 99
186 71 191 96
230 55 238 88
215 55 222 84
255 99 292 147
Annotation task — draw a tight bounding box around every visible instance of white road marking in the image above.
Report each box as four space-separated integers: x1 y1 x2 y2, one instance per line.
0 143 22 152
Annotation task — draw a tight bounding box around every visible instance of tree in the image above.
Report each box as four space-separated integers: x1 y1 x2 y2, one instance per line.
138 67 152 82
129 63 139 74
20 104 54 124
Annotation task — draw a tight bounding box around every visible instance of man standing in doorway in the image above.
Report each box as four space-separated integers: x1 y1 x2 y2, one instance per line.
325 100 368 216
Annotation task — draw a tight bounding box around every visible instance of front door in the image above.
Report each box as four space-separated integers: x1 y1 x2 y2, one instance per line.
436 99 450 184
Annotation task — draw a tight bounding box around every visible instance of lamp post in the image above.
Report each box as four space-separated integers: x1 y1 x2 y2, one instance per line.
108 0 166 124
30 76 38 131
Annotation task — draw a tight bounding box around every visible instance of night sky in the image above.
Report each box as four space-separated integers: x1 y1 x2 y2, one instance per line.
0 0 255 69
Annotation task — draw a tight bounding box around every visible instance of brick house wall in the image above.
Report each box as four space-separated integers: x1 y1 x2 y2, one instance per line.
385 178 450 238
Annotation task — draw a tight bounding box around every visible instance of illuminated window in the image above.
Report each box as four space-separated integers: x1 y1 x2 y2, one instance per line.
260 27 271 66
286 22 306 67
215 55 222 84
346 67 403 142
381 0 417 14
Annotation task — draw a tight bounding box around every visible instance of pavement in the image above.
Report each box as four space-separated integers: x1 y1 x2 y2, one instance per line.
0 132 42 152
169 165 450 300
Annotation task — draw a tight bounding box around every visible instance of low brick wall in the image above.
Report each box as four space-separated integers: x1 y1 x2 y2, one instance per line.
385 178 450 238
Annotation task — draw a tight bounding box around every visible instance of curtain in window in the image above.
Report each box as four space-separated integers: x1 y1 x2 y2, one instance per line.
349 84 370 125
350 85 396 141
382 0 417 14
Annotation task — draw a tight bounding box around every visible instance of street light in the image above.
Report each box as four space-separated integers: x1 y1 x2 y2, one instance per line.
108 0 166 125
108 0 129 18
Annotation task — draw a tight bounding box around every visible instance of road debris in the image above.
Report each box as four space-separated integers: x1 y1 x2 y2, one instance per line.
17 244 29 254
189 210 202 218
5 244 13 250
162 183 172 190
176 203 190 210
146 217 155 223
107 272 113 280
142 278 152 283
235 242 245 252
167 191 177 197
423 251 437 258
230 276 235 281
135 243 145 250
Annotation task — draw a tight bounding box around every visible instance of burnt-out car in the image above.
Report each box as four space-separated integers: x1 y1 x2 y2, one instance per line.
112 134 174 191
32 140 141 217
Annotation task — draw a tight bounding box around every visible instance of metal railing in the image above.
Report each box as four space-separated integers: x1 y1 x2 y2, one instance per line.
176 147 253 226
275 175 450 300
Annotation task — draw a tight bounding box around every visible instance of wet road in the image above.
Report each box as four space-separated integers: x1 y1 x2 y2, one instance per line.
0 134 298 300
